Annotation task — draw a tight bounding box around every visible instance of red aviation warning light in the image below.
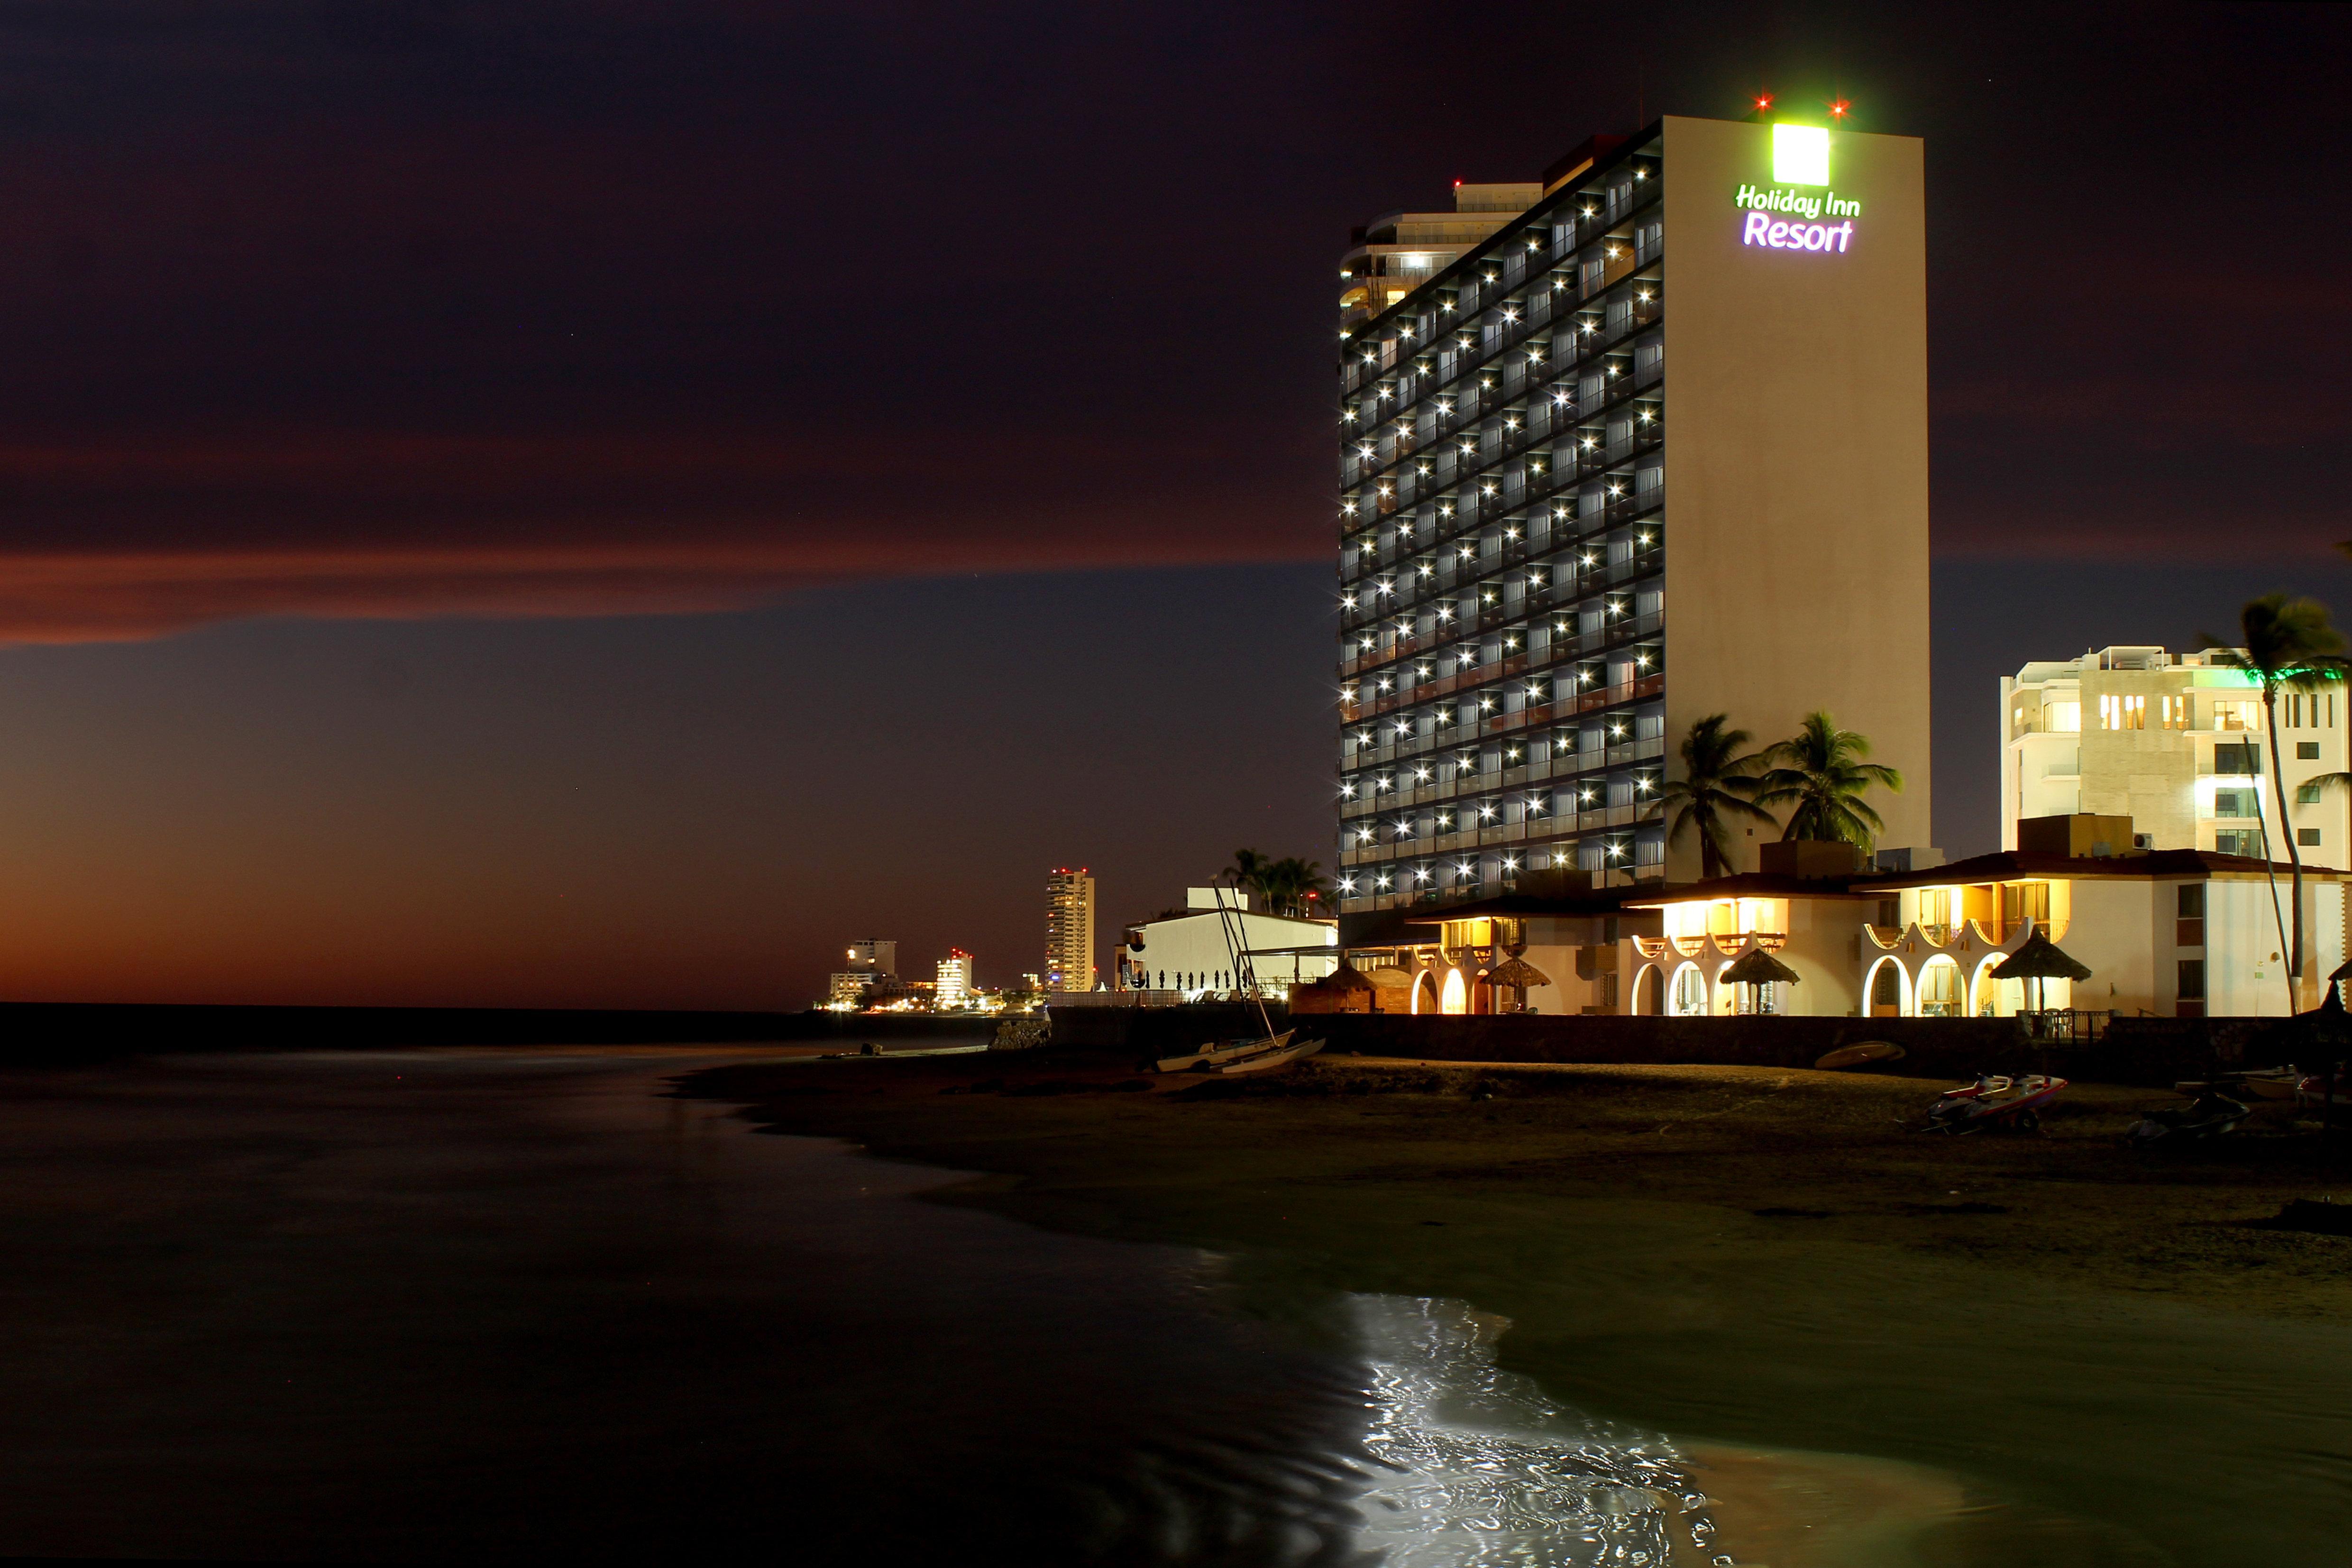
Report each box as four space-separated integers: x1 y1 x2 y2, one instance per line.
1829 97 1851 119
1753 92 1774 113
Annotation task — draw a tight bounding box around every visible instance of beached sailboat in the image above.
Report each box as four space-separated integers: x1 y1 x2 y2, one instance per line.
1153 1030 1297 1074
1208 1035 1325 1074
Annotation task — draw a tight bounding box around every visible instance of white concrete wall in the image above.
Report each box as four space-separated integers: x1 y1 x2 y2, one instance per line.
1124 911 1336 993
2208 877 2288 1017
2064 879 2160 1015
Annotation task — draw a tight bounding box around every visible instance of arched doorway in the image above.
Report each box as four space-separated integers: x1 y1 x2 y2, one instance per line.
1669 962 1707 1017
1865 955 1910 1018
1409 970 1439 1014
1970 954 2013 1018
1440 968 1469 1015
1918 956 1964 1018
1633 964 1663 1015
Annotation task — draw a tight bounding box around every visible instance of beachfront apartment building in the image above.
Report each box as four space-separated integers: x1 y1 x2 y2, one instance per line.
1333 115 1931 933
1045 867 1097 992
1615 825 2346 1020
2002 646 2350 868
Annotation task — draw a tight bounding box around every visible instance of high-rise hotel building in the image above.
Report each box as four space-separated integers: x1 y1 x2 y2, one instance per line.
1333 116 1931 920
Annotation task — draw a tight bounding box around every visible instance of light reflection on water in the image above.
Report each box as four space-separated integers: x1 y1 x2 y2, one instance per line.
1347 1295 1720 1567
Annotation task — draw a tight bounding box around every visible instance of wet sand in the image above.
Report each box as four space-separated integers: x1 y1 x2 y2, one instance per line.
686 1050 2352 1564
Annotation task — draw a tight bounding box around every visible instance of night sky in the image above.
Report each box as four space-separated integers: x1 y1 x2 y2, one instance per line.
0 2 2344 1008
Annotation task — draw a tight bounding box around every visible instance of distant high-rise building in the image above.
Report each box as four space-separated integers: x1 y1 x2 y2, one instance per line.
1046 868 1097 991
1334 116 1931 917
936 948 975 1009
823 937 900 1009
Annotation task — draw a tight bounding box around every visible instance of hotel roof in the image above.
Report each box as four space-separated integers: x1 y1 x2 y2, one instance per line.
1853 848 2347 890
1619 871 1878 909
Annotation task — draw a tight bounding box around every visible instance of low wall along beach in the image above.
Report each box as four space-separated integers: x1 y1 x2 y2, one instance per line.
1046 1003 2352 1089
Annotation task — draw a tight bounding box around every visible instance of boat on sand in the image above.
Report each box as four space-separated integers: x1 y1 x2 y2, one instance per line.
1154 1030 1295 1074
1207 1036 1325 1074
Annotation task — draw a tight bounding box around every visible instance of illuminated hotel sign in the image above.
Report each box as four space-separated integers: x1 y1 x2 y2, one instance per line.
1736 123 1860 254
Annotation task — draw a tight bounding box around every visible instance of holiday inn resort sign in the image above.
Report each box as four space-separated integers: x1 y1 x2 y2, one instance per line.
1736 123 1860 254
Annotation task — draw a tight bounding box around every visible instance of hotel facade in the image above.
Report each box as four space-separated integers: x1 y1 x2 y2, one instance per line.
1333 116 1931 926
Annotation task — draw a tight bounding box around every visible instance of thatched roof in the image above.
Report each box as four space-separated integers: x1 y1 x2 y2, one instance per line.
1990 931 2092 981
1316 962 1377 993
1484 956 1552 989
1719 947 1800 987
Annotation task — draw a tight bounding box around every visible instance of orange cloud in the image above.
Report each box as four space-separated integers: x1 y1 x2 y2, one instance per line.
0 426 1329 642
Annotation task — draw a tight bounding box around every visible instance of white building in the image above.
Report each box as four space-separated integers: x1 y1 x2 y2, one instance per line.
1115 889 1339 999
2002 646 2348 868
1619 825 2348 1019
936 948 974 1009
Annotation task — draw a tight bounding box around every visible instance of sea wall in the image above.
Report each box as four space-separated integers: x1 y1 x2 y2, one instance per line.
1047 1003 2352 1087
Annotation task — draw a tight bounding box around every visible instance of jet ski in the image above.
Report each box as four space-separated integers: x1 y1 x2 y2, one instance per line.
2125 1090 2250 1147
1915 1073 2067 1134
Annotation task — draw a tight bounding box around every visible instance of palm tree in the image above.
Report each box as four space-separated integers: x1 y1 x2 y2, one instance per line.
1654 714 1775 879
1257 856 1332 918
1226 849 1270 906
1751 711 1903 853
2217 595 2352 1011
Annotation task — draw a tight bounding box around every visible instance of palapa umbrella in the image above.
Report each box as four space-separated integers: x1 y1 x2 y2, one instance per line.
1719 946 1799 1013
1480 954 1551 1015
1990 930 2092 1014
1483 955 1553 990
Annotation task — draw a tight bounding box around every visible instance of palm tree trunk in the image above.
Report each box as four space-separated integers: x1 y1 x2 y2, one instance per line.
2262 686 2308 1010
2247 756 2292 1014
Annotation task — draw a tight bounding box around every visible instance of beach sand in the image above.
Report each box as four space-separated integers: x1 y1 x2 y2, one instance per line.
682 1050 2352 1564
685 1051 2352 1316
